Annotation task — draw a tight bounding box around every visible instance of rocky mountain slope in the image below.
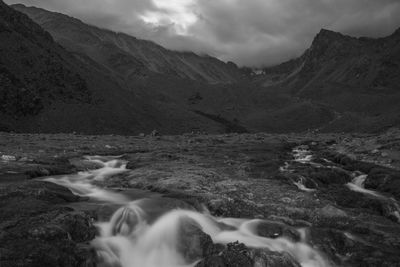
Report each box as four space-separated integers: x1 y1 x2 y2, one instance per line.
258 28 400 132
0 0 229 135
3 2 400 134
0 0 89 123
10 3 340 134
12 4 245 85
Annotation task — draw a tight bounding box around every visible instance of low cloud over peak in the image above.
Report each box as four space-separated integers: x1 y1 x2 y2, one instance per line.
6 0 400 67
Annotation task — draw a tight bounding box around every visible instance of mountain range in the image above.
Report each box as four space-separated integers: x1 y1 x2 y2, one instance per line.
1 1 399 134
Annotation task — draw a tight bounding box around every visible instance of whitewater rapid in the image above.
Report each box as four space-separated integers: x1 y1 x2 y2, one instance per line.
44 155 129 203
42 155 331 267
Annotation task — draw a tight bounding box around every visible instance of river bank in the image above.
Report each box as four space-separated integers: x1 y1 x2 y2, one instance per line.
1 130 400 266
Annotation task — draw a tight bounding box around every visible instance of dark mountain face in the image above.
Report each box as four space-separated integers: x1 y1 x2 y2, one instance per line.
3 2 400 134
259 28 400 132
0 0 89 118
7 4 340 134
0 0 230 134
12 4 246 85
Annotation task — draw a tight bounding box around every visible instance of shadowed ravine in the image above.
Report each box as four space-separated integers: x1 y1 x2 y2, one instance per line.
44 156 331 267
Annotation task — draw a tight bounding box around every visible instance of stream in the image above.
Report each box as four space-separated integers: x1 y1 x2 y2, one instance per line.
281 145 400 223
43 155 331 267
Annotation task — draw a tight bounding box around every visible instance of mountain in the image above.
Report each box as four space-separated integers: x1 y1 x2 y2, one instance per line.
12 4 245 85
5 3 400 134
0 0 225 134
258 28 400 132
9 3 339 134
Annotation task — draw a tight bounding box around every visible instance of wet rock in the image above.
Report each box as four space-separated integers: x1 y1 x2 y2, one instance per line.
178 218 216 262
25 166 51 178
110 206 141 236
69 158 104 171
308 169 352 185
365 167 400 198
195 242 253 267
196 242 300 267
126 161 137 170
310 228 355 264
195 255 226 267
250 249 300 267
256 221 300 241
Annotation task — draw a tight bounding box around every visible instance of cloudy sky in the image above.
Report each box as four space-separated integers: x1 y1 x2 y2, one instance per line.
5 0 400 67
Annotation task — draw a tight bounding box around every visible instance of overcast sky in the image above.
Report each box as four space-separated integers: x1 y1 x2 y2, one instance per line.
5 0 400 67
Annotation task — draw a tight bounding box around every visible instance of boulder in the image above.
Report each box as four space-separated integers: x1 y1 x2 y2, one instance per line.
177 217 216 262
250 249 300 267
308 169 352 185
196 242 300 267
256 221 300 241
365 167 400 198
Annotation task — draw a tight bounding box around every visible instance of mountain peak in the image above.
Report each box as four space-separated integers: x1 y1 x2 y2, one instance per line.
313 28 347 43
392 27 400 37
307 28 355 57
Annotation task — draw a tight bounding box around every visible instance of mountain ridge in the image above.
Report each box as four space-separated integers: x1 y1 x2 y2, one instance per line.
258 26 400 132
12 4 246 84
0 0 228 134
3 1 400 134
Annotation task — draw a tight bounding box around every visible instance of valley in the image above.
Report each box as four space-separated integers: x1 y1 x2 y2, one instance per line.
0 3 397 135
1 1 400 266
1 129 400 266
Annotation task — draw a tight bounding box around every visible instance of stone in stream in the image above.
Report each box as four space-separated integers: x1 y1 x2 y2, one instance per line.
256 221 301 241
177 218 217 262
308 168 352 185
365 167 400 199
195 241 300 267
110 206 143 236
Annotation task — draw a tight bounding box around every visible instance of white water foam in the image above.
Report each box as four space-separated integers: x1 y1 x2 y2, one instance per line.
43 156 129 203
346 174 400 222
42 155 331 267
293 148 313 164
94 201 331 267
294 176 316 192
346 175 382 198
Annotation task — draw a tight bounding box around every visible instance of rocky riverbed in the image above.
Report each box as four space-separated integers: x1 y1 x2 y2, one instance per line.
1 129 400 267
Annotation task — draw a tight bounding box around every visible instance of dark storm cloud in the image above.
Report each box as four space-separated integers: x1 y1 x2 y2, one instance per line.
5 0 400 66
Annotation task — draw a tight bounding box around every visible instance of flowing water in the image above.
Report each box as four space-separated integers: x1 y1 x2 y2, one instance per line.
346 174 382 198
283 146 318 192
283 146 400 222
346 174 400 222
43 155 332 267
